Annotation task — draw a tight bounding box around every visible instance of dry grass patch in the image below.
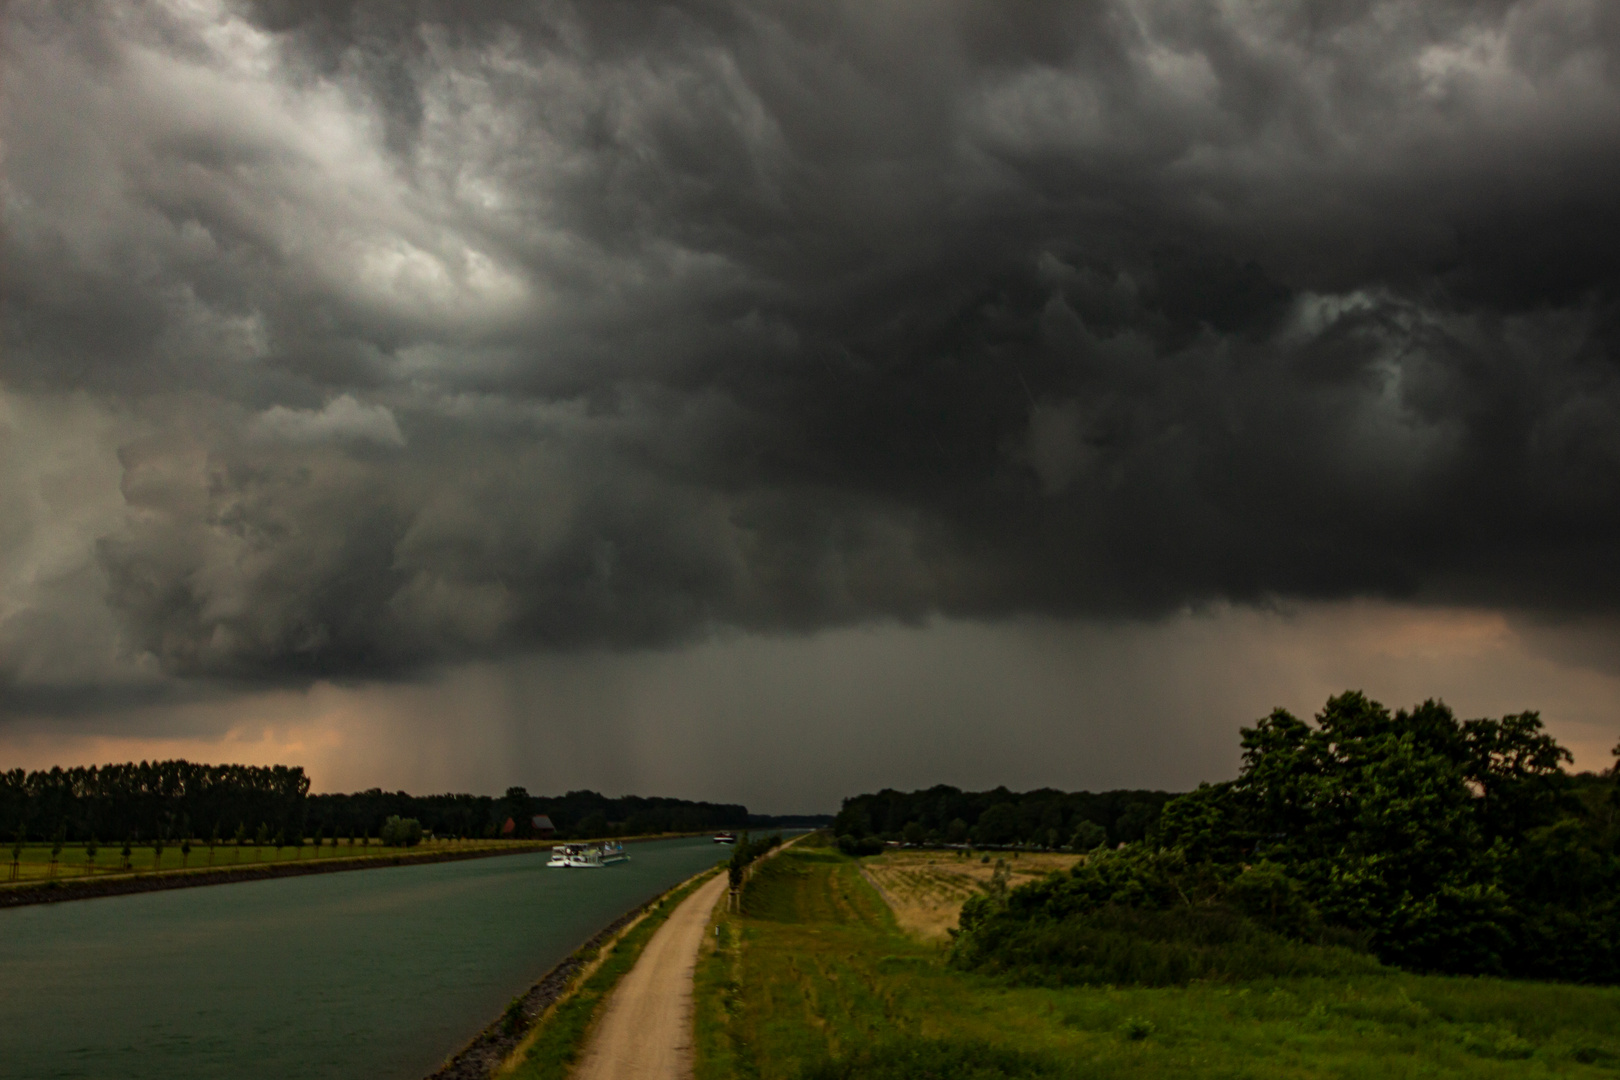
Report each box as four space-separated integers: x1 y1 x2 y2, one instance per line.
860 850 1082 940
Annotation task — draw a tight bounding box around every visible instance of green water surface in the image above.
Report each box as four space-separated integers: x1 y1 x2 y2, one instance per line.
0 836 726 1080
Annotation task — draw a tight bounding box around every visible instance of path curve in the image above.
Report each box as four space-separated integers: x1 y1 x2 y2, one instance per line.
570 870 729 1080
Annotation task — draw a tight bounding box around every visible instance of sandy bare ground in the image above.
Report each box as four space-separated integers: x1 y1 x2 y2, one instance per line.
861 851 1082 940
570 870 729 1080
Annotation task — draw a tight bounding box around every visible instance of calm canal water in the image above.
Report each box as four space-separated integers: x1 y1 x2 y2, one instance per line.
0 836 727 1080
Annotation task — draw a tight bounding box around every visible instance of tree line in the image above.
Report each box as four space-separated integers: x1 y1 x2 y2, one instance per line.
307 786 748 841
950 691 1620 985
832 783 1173 853
1 762 748 845
1 761 309 845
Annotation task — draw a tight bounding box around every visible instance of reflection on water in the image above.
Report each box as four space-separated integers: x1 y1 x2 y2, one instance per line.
0 837 724 1080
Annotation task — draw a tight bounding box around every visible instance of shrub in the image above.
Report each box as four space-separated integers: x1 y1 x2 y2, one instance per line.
1119 1017 1156 1041
836 834 884 857
380 815 424 847
951 847 1380 986
500 995 527 1036
954 902 1380 986
1069 821 1107 851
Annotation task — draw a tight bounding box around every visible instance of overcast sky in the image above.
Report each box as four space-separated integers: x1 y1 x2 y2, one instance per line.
4 0 1619 810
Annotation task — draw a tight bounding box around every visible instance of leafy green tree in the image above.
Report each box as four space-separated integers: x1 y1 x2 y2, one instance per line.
180 836 192 868
120 836 132 870
84 836 98 875
151 832 165 871
974 803 1020 846
945 818 969 844
10 827 23 881
1070 821 1108 851
49 826 65 878
379 816 423 847
1148 692 1603 977
902 821 926 846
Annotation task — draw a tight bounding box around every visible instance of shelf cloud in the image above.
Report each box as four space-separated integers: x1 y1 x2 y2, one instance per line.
3 0 1619 794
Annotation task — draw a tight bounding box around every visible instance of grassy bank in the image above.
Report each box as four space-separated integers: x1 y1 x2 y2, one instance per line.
2 836 547 882
494 867 721 1080
693 836 1620 1078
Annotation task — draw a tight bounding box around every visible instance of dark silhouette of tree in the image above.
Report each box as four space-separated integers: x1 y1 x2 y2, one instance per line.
84 835 98 876
1070 821 1108 851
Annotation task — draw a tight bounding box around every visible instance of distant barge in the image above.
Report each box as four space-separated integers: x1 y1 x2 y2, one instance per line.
545 842 629 868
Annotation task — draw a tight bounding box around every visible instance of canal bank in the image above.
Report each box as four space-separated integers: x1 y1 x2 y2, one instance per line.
0 833 711 910
0 836 727 1080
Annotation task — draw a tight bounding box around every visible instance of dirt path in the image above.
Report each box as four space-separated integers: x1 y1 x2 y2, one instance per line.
569 870 729 1080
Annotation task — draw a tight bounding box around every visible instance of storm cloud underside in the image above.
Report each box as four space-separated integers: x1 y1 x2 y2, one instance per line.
4 0 1620 793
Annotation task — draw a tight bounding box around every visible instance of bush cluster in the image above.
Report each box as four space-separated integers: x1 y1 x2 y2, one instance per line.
952 691 1620 984
728 832 782 888
379 815 424 847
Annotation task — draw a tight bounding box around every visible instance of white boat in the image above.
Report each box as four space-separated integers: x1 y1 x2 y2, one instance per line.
546 842 630 868
713 833 737 845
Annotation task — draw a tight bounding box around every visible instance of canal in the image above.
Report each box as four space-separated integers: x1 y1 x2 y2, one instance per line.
0 836 727 1080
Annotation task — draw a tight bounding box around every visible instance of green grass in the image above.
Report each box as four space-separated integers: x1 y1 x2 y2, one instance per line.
693 838 1620 1079
503 866 722 1080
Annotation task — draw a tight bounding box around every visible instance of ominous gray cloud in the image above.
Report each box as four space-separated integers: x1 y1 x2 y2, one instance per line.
4 606 1618 810
4 0 1620 704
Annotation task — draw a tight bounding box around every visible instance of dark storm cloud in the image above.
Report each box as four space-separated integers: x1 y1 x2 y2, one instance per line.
5 0 1620 686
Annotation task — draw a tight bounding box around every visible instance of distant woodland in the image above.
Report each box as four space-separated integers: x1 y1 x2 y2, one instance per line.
833 784 1173 852
0 762 749 843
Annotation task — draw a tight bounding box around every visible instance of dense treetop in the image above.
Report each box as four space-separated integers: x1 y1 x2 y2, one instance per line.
951 692 1620 983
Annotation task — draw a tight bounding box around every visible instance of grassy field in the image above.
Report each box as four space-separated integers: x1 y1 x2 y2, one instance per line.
1 837 552 883
693 837 1620 1079
861 849 1080 940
